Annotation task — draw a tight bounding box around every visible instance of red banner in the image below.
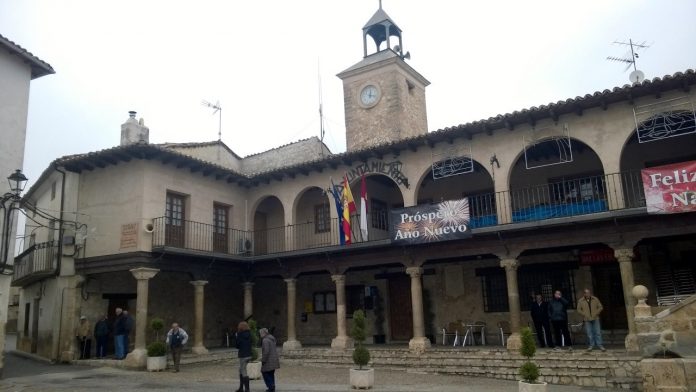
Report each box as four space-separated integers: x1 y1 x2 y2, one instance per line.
641 160 696 214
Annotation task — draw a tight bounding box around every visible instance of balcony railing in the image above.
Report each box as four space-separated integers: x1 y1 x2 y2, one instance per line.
151 171 648 257
12 241 58 286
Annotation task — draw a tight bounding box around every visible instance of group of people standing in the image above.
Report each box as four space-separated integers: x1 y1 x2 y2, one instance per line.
234 321 280 392
530 288 606 351
74 308 133 360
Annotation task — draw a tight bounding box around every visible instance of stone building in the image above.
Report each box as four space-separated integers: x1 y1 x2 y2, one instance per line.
10 4 696 373
0 33 54 373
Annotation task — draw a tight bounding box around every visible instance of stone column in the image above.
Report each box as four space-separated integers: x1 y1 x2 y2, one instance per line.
243 282 254 319
124 267 159 368
500 258 522 350
190 280 209 355
406 267 430 353
282 278 302 350
615 248 638 351
331 274 353 349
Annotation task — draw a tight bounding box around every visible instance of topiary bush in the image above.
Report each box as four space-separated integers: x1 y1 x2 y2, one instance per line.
147 341 167 357
150 317 164 341
519 326 540 383
248 319 260 361
351 310 371 370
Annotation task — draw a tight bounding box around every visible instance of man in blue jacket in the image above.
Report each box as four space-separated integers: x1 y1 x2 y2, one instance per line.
165 322 189 372
113 308 127 359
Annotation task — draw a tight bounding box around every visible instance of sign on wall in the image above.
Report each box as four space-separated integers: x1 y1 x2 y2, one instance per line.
120 223 139 249
642 160 696 214
389 198 472 244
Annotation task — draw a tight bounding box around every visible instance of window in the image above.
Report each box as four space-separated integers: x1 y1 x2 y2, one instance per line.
50 181 56 200
165 192 186 247
479 270 509 312
371 199 389 230
314 203 330 233
213 203 228 234
313 291 336 313
477 263 577 313
548 173 604 203
213 203 229 253
653 250 696 306
346 285 366 317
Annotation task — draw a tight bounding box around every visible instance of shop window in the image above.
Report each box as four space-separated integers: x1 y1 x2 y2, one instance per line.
313 291 336 314
371 199 389 230
653 250 696 306
314 203 330 233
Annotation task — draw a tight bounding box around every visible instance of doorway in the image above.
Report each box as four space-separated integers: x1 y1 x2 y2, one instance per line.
104 294 136 355
388 275 413 341
591 264 627 329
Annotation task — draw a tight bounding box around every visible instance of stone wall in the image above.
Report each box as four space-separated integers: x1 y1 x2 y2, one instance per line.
635 293 696 358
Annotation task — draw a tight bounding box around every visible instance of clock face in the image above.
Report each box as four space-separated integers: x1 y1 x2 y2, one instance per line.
360 85 379 107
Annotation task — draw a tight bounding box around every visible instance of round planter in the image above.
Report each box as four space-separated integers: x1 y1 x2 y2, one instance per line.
146 356 167 372
350 368 374 390
247 360 262 380
518 380 548 392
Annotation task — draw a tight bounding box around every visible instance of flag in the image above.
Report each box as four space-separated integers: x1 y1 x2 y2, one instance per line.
342 175 357 214
360 174 368 241
329 179 345 245
342 190 352 245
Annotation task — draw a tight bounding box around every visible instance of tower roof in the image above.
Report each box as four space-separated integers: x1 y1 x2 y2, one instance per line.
362 7 401 32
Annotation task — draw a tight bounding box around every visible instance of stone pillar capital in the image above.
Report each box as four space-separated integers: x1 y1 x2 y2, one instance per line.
284 278 297 285
614 248 634 263
405 267 423 278
242 281 255 289
190 280 209 287
500 258 519 271
331 274 346 283
129 267 159 281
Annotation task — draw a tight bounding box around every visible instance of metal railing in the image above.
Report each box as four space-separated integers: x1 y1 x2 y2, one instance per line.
12 241 58 284
151 171 648 257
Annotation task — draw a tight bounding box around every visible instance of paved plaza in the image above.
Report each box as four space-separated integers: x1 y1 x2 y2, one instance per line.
0 352 604 392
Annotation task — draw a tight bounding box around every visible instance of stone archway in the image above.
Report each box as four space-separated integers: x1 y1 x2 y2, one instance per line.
252 196 285 255
348 174 405 242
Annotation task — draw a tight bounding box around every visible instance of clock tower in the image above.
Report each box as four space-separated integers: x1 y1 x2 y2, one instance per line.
338 4 430 152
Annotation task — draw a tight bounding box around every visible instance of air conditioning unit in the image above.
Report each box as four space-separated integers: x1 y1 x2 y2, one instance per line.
238 238 253 255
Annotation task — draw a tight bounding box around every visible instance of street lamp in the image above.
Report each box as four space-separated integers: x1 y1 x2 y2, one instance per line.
7 169 28 196
1 169 29 272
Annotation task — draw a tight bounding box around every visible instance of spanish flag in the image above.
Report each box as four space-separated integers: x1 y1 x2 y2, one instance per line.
343 176 356 214
342 176 355 244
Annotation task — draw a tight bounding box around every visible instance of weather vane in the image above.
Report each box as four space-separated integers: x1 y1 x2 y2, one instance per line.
202 100 222 141
607 39 650 84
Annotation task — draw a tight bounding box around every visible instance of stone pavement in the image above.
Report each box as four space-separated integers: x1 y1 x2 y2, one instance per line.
1 357 602 392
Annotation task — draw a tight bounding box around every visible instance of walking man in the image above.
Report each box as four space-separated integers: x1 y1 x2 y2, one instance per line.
93 314 110 358
577 288 606 351
75 316 92 359
530 293 552 348
113 308 127 359
548 290 572 350
165 322 189 372
260 328 280 392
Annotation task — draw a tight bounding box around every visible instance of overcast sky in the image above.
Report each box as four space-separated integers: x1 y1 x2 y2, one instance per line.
2 0 696 187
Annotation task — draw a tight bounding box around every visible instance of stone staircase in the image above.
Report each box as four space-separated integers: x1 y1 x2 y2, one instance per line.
282 346 643 390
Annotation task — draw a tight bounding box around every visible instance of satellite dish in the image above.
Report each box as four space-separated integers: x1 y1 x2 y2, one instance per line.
629 70 645 84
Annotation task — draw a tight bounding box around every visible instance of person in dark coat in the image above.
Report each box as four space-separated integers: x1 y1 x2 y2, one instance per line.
123 310 134 355
260 328 280 392
93 314 110 359
113 308 127 359
235 321 252 392
530 293 553 348
548 290 572 350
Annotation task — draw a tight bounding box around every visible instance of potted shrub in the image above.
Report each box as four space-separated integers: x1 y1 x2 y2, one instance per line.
146 318 167 372
518 326 547 392
246 319 262 380
350 310 373 389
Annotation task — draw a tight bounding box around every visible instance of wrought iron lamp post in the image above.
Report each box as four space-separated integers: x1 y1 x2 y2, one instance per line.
1 169 28 272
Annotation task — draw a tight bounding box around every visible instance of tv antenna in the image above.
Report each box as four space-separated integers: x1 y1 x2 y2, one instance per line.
607 39 650 84
202 100 222 141
318 59 326 158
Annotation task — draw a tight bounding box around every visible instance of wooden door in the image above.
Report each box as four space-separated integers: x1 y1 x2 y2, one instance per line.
388 275 413 341
591 263 627 329
254 212 268 255
165 193 185 247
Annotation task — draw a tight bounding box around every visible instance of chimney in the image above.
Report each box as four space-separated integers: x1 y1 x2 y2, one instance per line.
120 110 150 146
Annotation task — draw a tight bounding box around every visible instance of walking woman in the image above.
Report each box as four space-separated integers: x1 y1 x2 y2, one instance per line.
235 321 252 392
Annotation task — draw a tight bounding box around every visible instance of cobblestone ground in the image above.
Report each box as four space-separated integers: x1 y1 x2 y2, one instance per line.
1 356 599 392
